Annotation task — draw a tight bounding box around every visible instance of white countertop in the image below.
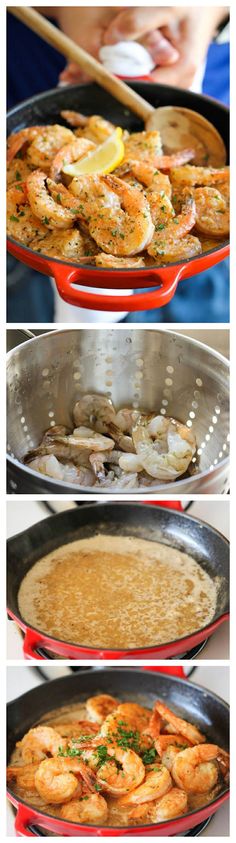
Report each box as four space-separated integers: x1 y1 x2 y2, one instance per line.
7 665 229 836
7 500 229 660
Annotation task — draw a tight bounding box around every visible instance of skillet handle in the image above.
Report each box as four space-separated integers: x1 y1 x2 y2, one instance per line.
23 629 46 660
15 804 42 836
51 265 181 312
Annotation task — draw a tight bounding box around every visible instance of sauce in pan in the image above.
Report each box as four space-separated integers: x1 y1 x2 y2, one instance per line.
18 535 217 648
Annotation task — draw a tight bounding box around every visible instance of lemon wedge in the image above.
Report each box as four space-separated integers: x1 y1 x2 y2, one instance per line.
63 127 124 177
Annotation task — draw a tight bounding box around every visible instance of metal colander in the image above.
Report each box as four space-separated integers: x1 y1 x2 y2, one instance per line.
7 328 229 494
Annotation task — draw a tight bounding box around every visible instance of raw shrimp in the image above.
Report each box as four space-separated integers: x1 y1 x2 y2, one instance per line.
194 187 229 238
132 416 196 480
86 694 119 724
26 170 77 230
151 787 188 820
26 124 74 171
50 137 96 181
70 174 154 256
89 449 122 480
114 408 143 434
95 253 145 268
35 756 95 804
172 745 222 794
97 745 145 796
60 793 108 823
155 704 205 746
118 453 143 472
7 763 39 790
120 766 172 805
17 726 66 764
147 189 197 261
7 126 46 164
170 164 229 187
73 394 116 432
7 182 48 246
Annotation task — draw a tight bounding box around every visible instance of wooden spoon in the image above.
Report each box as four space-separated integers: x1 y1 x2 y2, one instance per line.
10 6 226 165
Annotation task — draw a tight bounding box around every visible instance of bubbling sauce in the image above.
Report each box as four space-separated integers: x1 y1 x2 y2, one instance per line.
18 535 217 648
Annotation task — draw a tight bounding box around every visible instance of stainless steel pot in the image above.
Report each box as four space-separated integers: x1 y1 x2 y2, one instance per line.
7 328 229 493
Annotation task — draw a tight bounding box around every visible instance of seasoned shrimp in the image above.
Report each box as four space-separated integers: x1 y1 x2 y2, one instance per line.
73 114 116 143
132 416 196 481
194 187 229 238
7 763 39 790
124 131 162 163
120 766 172 805
170 164 229 187
35 756 95 804
155 704 205 745
26 125 74 171
26 170 78 230
95 253 145 269
172 744 224 793
70 174 154 256
7 158 33 188
7 126 46 164
7 182 48 246
147 189 197 261
86 694 119 724
30 228 91 261
97 745 145 796
48 721 100 738
101 702 150 738
17 726 66 763
152 787 188 820
50 137 96 181
60 793 108 823
127 160 172 199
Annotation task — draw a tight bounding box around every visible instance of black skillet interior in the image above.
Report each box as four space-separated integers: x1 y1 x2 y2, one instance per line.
7 81 229 152
7 503 229 635
7 668 229 765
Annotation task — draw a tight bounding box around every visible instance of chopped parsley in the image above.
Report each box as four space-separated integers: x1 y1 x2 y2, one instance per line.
10 214 19 222
15 170 22 181
42 216 49 225
15 183 24 192
141 747 157 765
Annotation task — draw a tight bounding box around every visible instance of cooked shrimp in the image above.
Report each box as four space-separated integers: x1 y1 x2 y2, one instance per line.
124 131 162 164
152 787 188 820
132 416 196 480
7 157 33 188
86 694 119 724
7 763 39 790
50 137 96 181
120 766 172 805
7 126 46 164
30 228 90 261
60 793 108 823
147 189 197 260
97 745 145 796
48 721 100 738
172 744 223 794
26 170 78 230
101 702 150 739
170 164 229 187
17 726 66 763
61 110 88 128
145 708 162 741
155 704 206 746
7 182 48 246
26 124 74 171
74 114 116 143
35 756 96 804
95 253 145 268
127 160 172 199
70 174 154 256
194 187 229 238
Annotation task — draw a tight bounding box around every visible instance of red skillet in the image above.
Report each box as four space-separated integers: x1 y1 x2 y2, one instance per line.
7 81 229 312
7 667 229 836
7 502 229 660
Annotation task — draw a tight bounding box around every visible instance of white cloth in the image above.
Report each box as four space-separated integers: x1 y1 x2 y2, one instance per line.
99 41 155 77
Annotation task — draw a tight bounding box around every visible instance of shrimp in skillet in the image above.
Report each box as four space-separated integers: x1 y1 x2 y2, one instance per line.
7 182 48 246
86 694 119 724
147 189 200 262
7 763 40 791
7 126 46 164
50 137 95 181
152 787 188 820
155 703 206 745
194 187 229 238
17 726 66 764
170 164 229 187
120 766 172 805
60 793 108 823
26 170 78 230
172 744 229 794
97 745 145 796
26 125 74 171
35 757 96 804
70 174 154 256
